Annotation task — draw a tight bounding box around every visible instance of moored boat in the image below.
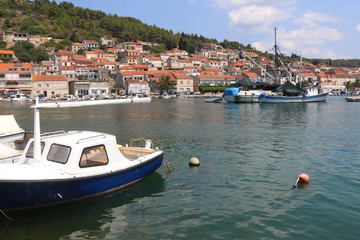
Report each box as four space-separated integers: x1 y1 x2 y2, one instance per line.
345 96 360 102
205 97 222 103
258 81 328 103
0 97 165 212
223 88 269 103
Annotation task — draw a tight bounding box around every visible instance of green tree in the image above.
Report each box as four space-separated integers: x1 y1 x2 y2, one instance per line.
29 48 49 63
0 41 7 49
159 75 174 94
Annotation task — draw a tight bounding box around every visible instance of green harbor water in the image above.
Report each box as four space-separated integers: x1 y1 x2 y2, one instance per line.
0 96 359 239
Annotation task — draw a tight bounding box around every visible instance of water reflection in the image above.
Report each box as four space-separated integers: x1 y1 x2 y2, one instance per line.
0 173 164 239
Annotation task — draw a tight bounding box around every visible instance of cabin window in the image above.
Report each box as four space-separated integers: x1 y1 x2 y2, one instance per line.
47 144 71 164
80 145 108 168
25 141 45 158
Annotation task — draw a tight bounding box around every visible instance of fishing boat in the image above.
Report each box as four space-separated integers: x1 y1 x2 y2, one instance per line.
0 115 25 143
0 97 165 212
258 28 328 103
258 81 328 103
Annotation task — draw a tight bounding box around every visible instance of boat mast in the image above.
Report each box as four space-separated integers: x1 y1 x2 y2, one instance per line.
33 97 41 163
299 52 303 89
274 27 279 84
239 49 275 82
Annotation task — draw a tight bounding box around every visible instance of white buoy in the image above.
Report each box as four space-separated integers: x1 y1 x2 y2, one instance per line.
189 157 200 167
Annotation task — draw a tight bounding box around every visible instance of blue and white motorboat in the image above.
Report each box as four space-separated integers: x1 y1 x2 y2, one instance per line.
223 88 269 103
0 97 164 212
258 81 328 103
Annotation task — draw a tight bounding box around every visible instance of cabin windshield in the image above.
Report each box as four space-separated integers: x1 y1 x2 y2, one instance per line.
47 144 71 164
25 141 45 158
80 145 108 168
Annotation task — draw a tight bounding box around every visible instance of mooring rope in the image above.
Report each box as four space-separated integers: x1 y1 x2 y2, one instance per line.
164 155 175 173
0 209 12 222
237 178 299 239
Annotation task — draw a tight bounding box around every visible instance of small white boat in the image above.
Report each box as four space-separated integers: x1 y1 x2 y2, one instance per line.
0 97 165 212
345 96 360 102
0 115 25 144
205 97 222 103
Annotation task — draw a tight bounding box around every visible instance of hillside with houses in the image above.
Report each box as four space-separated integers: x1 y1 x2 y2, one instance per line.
1 32 360 100
1 1 360 100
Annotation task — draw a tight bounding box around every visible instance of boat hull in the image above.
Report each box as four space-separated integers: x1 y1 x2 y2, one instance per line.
0 153 163 211
259 93 328 103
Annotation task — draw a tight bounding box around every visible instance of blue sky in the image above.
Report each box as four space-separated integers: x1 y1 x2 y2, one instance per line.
56 0 360 59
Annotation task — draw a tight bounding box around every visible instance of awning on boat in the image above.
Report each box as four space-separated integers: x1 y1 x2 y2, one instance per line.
273 81 304 93
0 115 24 136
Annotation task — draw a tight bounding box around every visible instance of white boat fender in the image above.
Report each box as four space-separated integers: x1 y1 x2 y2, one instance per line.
189 157 200 167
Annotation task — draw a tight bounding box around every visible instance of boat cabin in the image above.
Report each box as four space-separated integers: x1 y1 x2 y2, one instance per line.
18 131 138 177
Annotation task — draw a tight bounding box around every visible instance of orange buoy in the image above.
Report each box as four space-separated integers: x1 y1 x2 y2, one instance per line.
298 173 310 184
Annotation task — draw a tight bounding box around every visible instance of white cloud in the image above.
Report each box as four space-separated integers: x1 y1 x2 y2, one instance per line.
279 27 343 49
209 0 295 33
357 23 360 32
228 5 291 33
252 27 344 58
211 0 295 10
294 11 340 28
300 47 350 59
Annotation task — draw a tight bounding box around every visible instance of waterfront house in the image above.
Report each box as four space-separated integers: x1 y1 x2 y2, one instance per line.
32 74 68 99
322 72 356 92
115 71 147 88
194 72 235 87
0 63 32 97
125 79 150 95
172 72 194 94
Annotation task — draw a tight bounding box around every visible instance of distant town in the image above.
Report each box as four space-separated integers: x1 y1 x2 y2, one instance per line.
0 31 358 100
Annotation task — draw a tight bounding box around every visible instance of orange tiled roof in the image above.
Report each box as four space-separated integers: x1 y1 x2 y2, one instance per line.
33 75 68 81
0 63 32 72
0 50 14 55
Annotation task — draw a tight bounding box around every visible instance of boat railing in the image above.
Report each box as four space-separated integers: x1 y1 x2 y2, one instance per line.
76 134 106 144
0 154 22 163
129 138 153 149
41 130 67 137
